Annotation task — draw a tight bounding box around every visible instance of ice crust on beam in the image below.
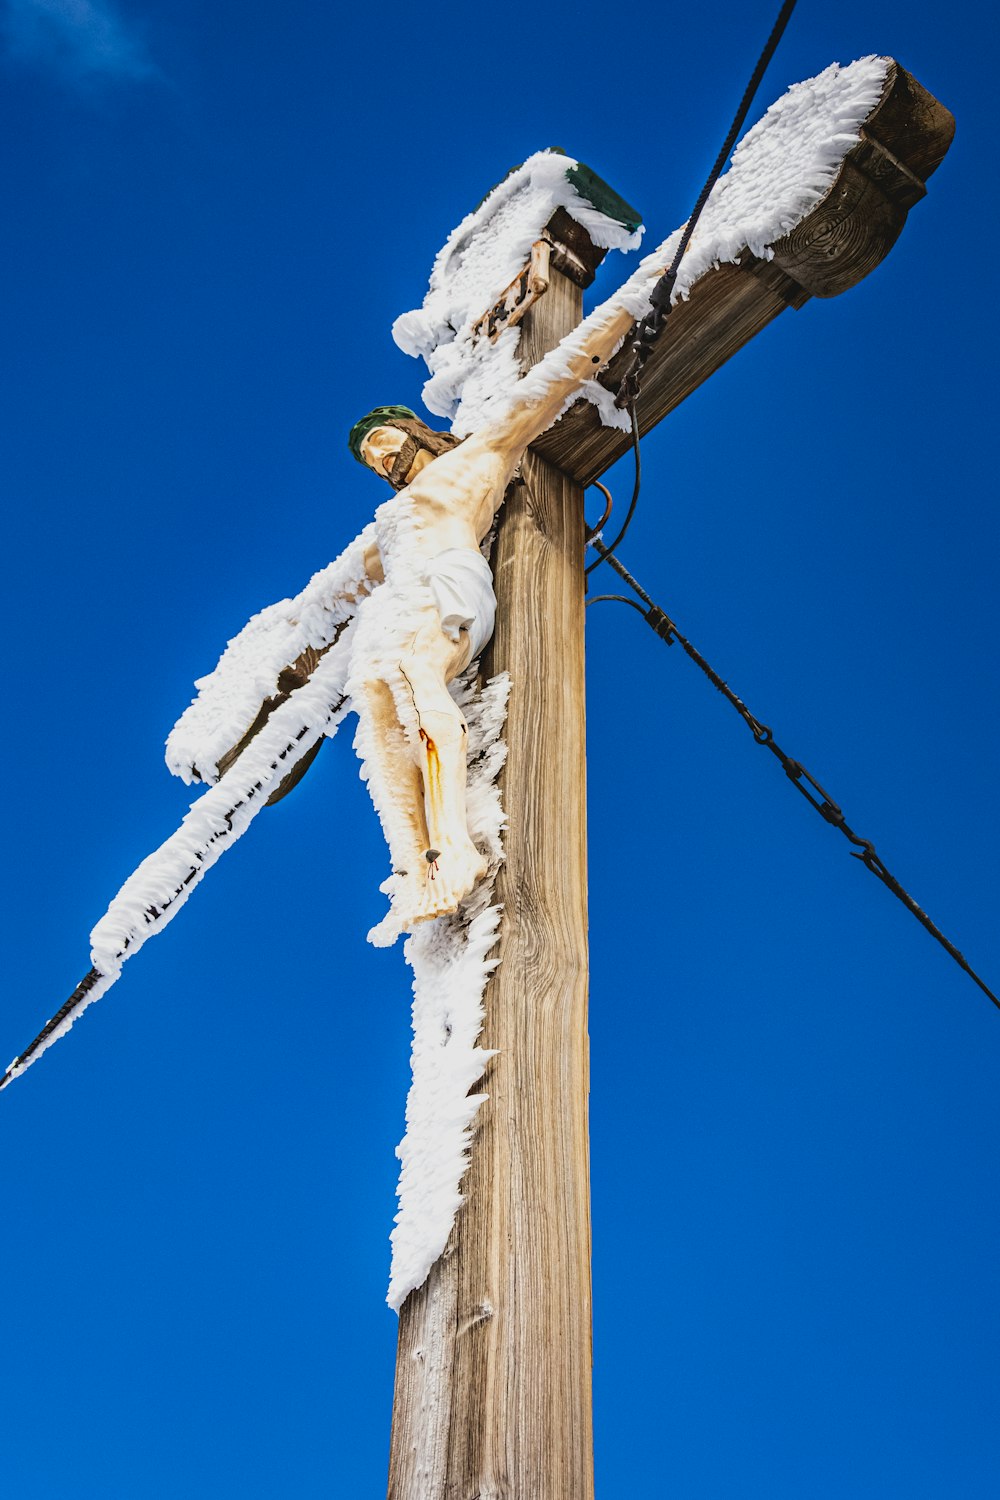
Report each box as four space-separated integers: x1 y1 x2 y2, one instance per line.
5 531 514 1305
7 58 892 1297
91 634 356 976
166 525 376 785
2 627 358 1089
395 58 889 437
387 669 510 1310
392 149 643 436
1 535 378 1084
2 969 119 1089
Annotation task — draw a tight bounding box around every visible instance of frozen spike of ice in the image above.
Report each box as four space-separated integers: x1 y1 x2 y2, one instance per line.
91 634 356 977
392 148 643 437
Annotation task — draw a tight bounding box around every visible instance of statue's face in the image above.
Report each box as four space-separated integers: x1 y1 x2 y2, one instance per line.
360 425 406 480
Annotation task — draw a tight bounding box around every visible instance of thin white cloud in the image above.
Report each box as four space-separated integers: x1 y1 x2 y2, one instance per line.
3 0 155 81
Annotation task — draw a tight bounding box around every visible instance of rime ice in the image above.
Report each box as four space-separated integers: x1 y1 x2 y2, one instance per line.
166 526 376 784
387 672 509 1308
394 58 890 439
5 54 893 1310
392 148 643 437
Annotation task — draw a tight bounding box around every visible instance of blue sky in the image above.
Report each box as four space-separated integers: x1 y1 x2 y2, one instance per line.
2 2 997 1495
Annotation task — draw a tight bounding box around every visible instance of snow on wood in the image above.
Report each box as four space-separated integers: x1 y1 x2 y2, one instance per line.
388 670 509 1308
91 634 355 977
392 149 643 437
395 58 890 438
166 525 376 785
6 56 895 1305
380 54 893 1304
1 626 358 1090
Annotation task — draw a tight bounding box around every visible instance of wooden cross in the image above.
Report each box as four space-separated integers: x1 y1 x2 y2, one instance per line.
387 61 953 1499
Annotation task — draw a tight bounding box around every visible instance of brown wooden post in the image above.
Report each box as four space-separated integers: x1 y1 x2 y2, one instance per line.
388 261 593 1498
386 69 955 1494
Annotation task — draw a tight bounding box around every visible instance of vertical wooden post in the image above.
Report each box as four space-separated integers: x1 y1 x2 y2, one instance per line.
388 265 593 1498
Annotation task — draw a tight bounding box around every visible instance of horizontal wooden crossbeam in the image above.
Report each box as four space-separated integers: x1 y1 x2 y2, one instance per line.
530 62 954 488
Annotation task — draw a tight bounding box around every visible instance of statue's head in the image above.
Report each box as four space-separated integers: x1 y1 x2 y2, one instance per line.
348 405 460 491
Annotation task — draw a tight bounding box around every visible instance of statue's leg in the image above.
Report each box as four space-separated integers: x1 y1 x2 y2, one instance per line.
352 674 432 946
394 621 488 921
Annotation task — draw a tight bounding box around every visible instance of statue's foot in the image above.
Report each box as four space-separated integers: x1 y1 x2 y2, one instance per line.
415 841 488 922
369 843 488 945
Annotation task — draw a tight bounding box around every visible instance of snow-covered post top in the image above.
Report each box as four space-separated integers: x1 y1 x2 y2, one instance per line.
394 59 947 457
391 149 644 436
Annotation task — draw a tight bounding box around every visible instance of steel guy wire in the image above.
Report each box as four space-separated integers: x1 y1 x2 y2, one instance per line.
614 0 799 411
585 534 999 1012
585 401 641 576
590 0 797 580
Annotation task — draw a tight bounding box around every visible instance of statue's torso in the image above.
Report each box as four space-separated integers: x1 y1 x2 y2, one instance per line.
381 432 513 565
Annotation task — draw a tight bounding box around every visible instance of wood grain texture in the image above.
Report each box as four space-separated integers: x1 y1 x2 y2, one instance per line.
388 267 593 1500
532 62 954 488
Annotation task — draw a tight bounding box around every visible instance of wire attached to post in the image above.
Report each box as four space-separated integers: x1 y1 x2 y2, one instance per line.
584 529 999 1013
588 1 798 579
614 0 799 411
585 402 641 576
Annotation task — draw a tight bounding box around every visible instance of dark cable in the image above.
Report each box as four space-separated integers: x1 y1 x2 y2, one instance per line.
591 2 797 573
585 401 641 576
587 535 999 1012
584 481 614 542
615 0 798 410
586 593 648 617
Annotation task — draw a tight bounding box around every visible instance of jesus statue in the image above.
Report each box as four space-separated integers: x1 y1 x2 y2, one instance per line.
345 290 640 945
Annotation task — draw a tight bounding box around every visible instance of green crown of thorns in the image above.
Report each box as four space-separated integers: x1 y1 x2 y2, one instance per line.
348 406 418 465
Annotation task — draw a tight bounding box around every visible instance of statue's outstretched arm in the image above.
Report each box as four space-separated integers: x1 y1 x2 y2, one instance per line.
487 287 648 454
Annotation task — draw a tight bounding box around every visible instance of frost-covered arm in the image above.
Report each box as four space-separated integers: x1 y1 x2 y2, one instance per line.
478 283 652 455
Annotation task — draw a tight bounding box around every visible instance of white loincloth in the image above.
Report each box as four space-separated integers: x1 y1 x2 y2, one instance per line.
425 548 497 660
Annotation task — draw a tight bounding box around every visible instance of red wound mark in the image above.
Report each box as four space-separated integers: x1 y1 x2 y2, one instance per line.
419 728 441 784
419 729 443 862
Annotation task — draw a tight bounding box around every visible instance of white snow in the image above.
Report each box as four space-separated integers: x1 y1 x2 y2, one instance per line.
166 525 376 785
395 58 890 437
6 55 893 1307
392 149 643 437
90 631 356 978
380 54 891 1305
388 669 509 1309
1 622 359 1090
2 969 120 1087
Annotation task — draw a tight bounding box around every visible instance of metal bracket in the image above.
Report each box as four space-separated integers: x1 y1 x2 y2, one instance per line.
470 239 551 346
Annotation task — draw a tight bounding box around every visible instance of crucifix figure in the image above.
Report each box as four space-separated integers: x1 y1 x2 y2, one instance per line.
0 57 960 1500
344 286 637 945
